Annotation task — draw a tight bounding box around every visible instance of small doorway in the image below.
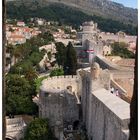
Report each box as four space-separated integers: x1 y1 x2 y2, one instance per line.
73 120 79 130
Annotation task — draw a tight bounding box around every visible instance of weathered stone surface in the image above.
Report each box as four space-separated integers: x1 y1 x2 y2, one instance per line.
39 76 80 139
86 88 130 140
79 64 130 140
38 36 131 140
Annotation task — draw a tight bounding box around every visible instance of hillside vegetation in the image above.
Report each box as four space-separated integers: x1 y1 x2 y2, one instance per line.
6 2 137 35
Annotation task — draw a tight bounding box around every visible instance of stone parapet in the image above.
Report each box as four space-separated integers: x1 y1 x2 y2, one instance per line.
42 75 78 81
86 88 130 140
40 75 78 93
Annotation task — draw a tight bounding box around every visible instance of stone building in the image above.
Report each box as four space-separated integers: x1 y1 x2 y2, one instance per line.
38 62 130 140
38 21 133 140
5 115 32 140
79 63 130 140
77 21 109 64
77 21 136 65
39 76 80 139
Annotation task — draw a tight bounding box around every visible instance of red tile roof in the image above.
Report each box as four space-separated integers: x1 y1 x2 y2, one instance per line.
9 34 25 39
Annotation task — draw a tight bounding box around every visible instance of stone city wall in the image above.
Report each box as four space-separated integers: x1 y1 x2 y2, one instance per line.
99 33 137 43
86 89 130 140
79 64 130 140
80 73 91 124
95 55 120 70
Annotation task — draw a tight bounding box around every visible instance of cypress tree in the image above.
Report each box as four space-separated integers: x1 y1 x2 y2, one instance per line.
55 42 66 67
64 42 77 75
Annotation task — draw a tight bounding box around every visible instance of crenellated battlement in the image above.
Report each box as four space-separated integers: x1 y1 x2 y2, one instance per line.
99 32 137 43
40 75 79 94
43 75 78 81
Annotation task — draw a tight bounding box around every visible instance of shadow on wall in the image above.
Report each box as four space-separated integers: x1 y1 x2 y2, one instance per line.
129 37 137 140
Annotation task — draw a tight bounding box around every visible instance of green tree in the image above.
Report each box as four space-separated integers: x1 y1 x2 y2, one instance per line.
6 95 38 115
35 76 48 93
13 46 23 62
24 118 56 140
6 74 38 115
6 74 32 96
40 31 54 42
6 31 53 116
25 68 38 82
50 68 64 77
9 60 33 75
64 42 77 75
55 42 66 67
111 42 135 58
27 32 54 47
28 52 44 66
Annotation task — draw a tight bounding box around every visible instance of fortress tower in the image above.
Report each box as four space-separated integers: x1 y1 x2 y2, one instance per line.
81 21 103 64
39 76 80 139
82 21 98 43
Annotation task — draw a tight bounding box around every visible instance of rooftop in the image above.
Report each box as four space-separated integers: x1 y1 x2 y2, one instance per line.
9 34 25 39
